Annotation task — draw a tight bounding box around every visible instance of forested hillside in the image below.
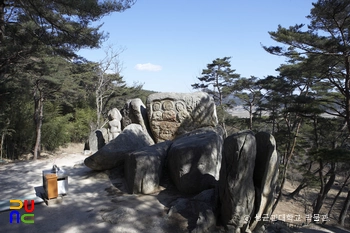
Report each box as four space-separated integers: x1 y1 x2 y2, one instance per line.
0 0 144 160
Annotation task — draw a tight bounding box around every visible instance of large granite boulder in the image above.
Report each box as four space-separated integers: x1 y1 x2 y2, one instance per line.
218 130 256 232
84 124 154 171
167 127 223 194
146 92 218 143
124 140 172 194
249 132 279 232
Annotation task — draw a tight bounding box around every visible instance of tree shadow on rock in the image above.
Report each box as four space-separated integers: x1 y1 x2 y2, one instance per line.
175 94 219 139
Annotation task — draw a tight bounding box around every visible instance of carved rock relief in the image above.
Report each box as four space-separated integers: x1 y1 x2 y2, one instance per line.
149 99 189 142
147 92 218 143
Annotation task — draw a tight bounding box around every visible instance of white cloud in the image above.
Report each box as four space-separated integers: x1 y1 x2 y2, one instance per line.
135 63 162 72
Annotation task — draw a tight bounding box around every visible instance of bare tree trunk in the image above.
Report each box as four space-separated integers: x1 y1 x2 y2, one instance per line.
0 131 4 160
33 89 44 160
217 74 227 137
313 162 336 221
339 190 350 226
271 118 302 214
289 182 308 198
94 46 123 129
96 89 101 128
289 162 315 198
345 56 350 134
337 45 350 229
249 103 253 130
325 173 350 224
220 106 227 138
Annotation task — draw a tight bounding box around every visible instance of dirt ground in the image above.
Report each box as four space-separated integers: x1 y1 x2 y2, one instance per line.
0 143 349 233
0 143 192 233
273 176 350 229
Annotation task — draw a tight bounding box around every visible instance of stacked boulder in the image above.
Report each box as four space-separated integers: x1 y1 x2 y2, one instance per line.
84 91 279 233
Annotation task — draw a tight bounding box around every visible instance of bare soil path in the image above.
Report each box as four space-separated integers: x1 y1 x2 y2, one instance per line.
0 144 185 233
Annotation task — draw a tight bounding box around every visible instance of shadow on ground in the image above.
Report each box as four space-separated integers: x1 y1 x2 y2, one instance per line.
0 154 200 233
1 154 348 233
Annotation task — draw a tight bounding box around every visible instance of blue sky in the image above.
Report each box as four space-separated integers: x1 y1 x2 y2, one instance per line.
78 0 316 93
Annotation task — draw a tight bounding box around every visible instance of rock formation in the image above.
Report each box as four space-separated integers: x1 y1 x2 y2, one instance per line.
249 132 279 232
84 124 154 171
83 91 279 233
218 130 256 232
120 98 151 134
87 128 108 153
167 127 223 194
108 108 122 141
124 140 172 194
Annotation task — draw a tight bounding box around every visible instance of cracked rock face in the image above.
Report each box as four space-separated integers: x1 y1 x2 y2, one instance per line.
120 98 151 135
218 130 256 232
167 128 223 194
146 92 218 143
124 141 172 194
249 132 279 232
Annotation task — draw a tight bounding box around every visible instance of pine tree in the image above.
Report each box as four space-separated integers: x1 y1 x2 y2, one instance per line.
0 0 135 78
192 57 240 135
233 76 263 130
0 0 136 159
264 0 350 133
22 54 71 159
264 0 350 222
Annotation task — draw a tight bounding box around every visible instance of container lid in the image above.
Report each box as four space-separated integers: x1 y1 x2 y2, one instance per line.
45 173 57 179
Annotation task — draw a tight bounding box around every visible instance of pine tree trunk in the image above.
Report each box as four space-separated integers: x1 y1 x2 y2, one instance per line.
289 162 315 198
271 118 302 214
326 173 350 224
345 56 350 134
249 104 253 130
289 182 307 198
313 163 335 221
339 190 350 226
